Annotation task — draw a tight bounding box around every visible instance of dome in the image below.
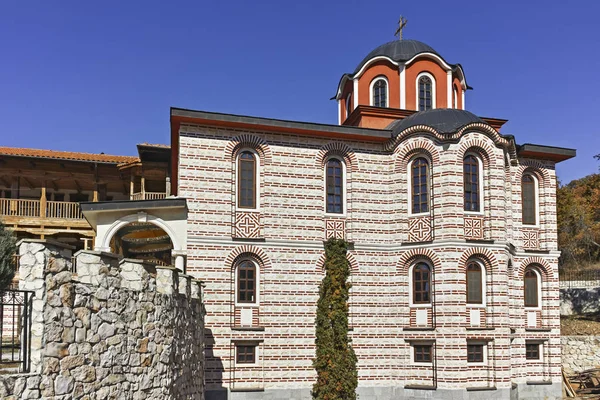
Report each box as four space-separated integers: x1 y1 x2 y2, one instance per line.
387 109 488 136
353 39 439 74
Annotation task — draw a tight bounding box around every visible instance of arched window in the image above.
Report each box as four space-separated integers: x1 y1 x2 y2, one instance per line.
411 157 429 214
326 158 344 214
522 174 537 225
413 263 431 304
237 260 257 303
453 85 458 109
372 78 387 108
463 155 481 212
466 261 484 304
238 151 257 209
346 93 352 118
418 76 433 111
524 267 540 308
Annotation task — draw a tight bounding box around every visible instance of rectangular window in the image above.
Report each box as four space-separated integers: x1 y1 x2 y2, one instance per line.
522 176 536 225
467 343 484 363
236 344 256 364
525 343 540 360
413 344 432 363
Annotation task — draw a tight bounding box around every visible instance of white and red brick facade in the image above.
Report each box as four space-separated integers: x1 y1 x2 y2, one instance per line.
172 110 571 399
170 36 574 400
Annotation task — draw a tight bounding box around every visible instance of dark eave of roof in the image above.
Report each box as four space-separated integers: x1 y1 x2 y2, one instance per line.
171 107 392 142
517 143 576 163
79 198 187 213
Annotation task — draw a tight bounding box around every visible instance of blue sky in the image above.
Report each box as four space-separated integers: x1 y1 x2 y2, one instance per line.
0 0 598 184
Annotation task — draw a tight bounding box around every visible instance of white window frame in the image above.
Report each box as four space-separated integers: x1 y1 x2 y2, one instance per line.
410 342 435 366
234 341 260 367
524 267 542 311
324 156 347 217
407 155 432 217
234 259 260 308
416 72 436 111
408 260 433 308
466 340 488 366
369 76 389 108
521 172 540 227
453 86 458 109
235 148 260 211
346 93 352 118
466 259 487 308
463 152 484 215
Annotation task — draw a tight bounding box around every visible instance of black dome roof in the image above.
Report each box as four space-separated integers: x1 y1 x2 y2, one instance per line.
387 109 488 136
353 39 439 74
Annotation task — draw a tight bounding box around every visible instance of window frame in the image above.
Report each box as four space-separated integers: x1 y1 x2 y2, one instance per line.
524 266 542 310
463 152 484 214
408 156 431 216
324 156 347 216
346 93 352 118
235 259 260 307
370 76 389 108
411 342 434 365
453 84 459 109
466 341 488 365
466 260 486 307
235 148 260 211
521 172 539 226
409 261 433 307
416 72 436 111
235 343 259 366
525 342 542 361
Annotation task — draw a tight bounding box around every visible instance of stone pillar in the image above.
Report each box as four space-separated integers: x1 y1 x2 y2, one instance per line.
74 250 119 285
17 239 74 374
156 265 178 295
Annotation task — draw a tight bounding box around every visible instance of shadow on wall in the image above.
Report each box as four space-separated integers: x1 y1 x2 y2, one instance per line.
204 328 227 400
561 287 600 315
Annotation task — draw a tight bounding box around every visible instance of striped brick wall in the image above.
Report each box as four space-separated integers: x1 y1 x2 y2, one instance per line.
178 123 561 396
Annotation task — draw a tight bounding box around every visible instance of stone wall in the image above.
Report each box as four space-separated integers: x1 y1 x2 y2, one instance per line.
0 240 205 400
560 287 600 315
562 336 600 374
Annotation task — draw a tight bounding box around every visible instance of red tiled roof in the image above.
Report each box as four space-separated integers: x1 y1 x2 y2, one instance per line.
0 146 139 164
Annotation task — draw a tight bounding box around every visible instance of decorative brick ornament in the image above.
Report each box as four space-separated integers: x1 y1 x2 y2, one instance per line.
234 212 261 238
325 219 346 240
408 216 432 242
464 216 484 239
523 229 539 249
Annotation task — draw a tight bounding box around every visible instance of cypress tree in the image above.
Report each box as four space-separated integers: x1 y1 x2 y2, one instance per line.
312 238 357 400
0 221 16 290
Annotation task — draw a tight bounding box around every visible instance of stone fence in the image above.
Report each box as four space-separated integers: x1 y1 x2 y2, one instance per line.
562 336 600 374
0 239 205 399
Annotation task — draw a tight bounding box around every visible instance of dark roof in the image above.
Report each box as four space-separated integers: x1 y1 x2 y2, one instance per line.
171 107 392 141
387 108 488 136
354 39 439 74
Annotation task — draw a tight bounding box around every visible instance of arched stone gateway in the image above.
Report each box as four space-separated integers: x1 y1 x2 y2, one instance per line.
79 198 188 271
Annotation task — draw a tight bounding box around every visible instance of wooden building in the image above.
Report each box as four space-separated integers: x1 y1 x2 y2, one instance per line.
0 143 171 252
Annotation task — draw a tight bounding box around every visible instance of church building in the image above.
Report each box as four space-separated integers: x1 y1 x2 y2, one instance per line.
169 29 574 399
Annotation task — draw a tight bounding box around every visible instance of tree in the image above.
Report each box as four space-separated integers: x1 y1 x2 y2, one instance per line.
557 174 600 269
312 238 357 400
0 221 17 290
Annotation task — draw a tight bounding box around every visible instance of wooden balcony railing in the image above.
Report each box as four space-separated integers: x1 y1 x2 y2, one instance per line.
131 192 167 201
0 199 83 220
46 201 84 219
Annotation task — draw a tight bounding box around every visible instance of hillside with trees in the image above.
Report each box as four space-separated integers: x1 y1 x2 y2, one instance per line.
557 171 600 271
